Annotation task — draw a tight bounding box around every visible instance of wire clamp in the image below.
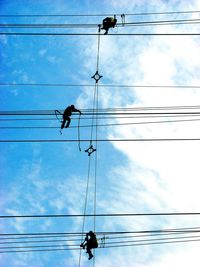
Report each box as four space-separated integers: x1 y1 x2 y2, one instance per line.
85 145 96 156
121 14 125 26
98 24 101 33
91 71 103 83
100 235 106 248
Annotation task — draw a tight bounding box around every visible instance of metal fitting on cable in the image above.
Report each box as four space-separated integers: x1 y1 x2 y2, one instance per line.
91 71 103 83
85 144 96 156
121 14 125 26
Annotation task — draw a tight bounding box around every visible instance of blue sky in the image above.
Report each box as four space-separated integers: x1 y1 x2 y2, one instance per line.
1 0 200 266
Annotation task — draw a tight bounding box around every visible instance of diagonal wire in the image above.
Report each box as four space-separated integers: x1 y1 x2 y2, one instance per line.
78 26 101 266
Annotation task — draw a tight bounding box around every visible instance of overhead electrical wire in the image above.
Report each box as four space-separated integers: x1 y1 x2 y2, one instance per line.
1 237 200 253
0 238 82 245
1 138 200 143
1 212 200 218
1 10 200 17
1 18 200 28
104 237 200 249
2 228 200 237
2 114 200 121
2 226 200 251
1 83 200 88
1 104 200 115
1 118 200 129
1 234 200 249
1 13 200 36
1 110 200 115
0 247 78 253
2 228 200 244
0 230 198 244
1 232 200 247
2 105 200 111
1 32 200 36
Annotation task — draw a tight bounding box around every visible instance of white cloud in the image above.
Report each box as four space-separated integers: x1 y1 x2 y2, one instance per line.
76 1 200 265
3 1 200 266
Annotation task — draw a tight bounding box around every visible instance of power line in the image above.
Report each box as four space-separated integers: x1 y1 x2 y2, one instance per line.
2 229 200 244
0 234 86 241
1 110 200 115
0 243 79 250
1 212 200 219
1 32 200 36
0 243 78 250
1 138 200 143
1 18 200 28
1 83 200 88
103 235 200 246
103 230 200 240
1 118 200 129
1 104 200 114
0 247 78 253
0 237 82 245
1 234 200 250
1 10 200 17
2 105 200 112
1 237 200 253
1 114 200 121
0 230 197 244
2 227 200 238
104 237 200 249
0 232 85 237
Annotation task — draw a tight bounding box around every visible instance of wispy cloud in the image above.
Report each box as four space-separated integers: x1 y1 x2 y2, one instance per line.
74 0 200 265
2 0 200 266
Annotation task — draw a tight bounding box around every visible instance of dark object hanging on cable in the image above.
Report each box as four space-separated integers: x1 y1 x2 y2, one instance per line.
80 231 98 260
91 71 103 83
101 15 117 34
85 144 96 156
121 14 125 26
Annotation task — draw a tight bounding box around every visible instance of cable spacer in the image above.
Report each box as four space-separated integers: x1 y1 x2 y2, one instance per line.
121 14 125 26
98 24 101 33
85 145 96 156
100 235 106 248
91 71 103 83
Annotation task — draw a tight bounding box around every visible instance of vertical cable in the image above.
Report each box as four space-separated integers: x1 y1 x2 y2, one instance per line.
78 113 81 151
93 23 101 232
93 86 99 232
78 156 92 267
92 82 99 267
89 84 98 145
96 24 101 72
78 24 101 267
93 25 101 267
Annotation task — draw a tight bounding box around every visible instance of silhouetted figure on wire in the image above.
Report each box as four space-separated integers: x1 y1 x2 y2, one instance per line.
101 15 117 34
80 231 98 260
61 105 81 130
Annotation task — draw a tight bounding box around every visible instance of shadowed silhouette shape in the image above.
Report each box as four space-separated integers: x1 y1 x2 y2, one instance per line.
101 15 117 34
80 231 98 260
61 105 81 130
